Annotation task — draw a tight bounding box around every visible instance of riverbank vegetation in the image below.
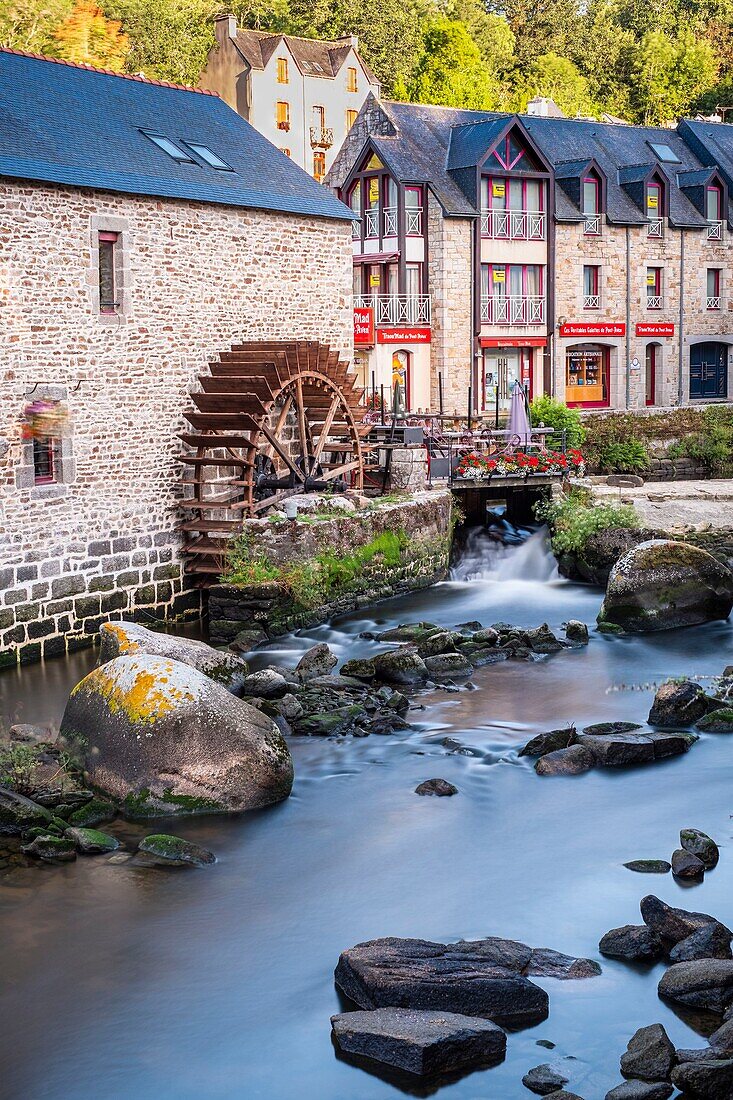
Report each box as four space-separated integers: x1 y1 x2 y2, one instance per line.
537 488 639 555
582 405 733 476
4 0 733 125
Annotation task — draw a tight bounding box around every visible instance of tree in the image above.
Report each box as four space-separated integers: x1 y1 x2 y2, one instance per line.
514 52 598 117
403 15 505 108
628 28 717 123
104 0 216 85
486 0 581 67
53 0 129 68
0 0 74 54
449 0 514 73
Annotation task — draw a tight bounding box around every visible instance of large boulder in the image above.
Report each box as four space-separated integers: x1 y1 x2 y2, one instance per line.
670 1058 733 1098
0 787 53 835
597 540 733 633
599 925 664 962
60 654 293 817
658 959 733 1013
330 1007 506 1077
640 895 726 946
620 1023 675 1082
373 648 429 685
648 681 713 728
669 923 733 963
334 937 550 1030
99 621 248 693
557 527 657 587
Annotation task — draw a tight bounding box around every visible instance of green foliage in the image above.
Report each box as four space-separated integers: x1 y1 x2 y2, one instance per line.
400 15 507 108
537 488 640 555
529 396 586 450
0 743 40 795
668 405 733 475
223 531 280 585
513 52 597 116
627 28 717 124
282 529 410 608
599 439 650 473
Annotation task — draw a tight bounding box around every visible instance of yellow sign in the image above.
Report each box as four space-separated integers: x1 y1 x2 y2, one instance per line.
492 181 506 198
646 272 656 285
370 274 381 287
493 268 505 283
647 195 658 209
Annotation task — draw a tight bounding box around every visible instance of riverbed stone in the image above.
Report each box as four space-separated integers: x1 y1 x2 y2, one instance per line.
60 655 293 817
620 1023 675 1082
22 834 77 862
64 827 120 854
423 653 473 678
583 721 644 737
334 937 550 1029
640 895 726 945
672 848 705 880
624 860 671 874
696 709 733 733
67 798 116 828
416 631 458 658
374 623 440 643
295 643 338 682
330 1006 506 1078
576 731 655 767
137 834 216 867
415 779 458 797
526 948 601 979
709 1018 733 1054
535 745 596 776
605 1084 673 1100
525 624 564 654
519 727 577 757
648 680 715 728
240 669 289 699
645 730 698 758
565 620 589 644
670 1058 733 1098
373 648 429 685
522 1062 569 1094
98 621 249 694
599 925 665 962
340 658 376 681
0 787 53 835
597 540 733 633
658 959 733 1013
669 923 733 963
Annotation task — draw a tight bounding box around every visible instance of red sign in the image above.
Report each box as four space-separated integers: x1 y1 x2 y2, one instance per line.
480 337 547 348
376 327 431 344
636 322 674 337
354 306 374 345
560 322 626 337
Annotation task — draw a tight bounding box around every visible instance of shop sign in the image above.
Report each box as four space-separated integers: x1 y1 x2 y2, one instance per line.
480 337 547 348
636 322 674 337
377 327 431 344
493 268 505 283
559 322 625 337
492 181 505 198
354 306 374 345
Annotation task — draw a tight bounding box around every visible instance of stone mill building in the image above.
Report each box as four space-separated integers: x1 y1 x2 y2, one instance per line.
0 48 354 668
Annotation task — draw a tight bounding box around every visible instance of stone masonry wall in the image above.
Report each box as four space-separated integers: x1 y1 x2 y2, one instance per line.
0 179 353 667
427 194 474 414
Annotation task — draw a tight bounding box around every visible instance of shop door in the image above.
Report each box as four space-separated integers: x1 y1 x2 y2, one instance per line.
484 349 521 411
392 350 410 414
645 344 657 406
690 343 728 399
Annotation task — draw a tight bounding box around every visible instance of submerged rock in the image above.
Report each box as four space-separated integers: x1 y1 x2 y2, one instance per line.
658 959 733 1013
415 779 458 797
64 827 120 854
624 861 671 874
597 539 733 633
330 1007 506 1078
137 834 215 867
620 1023 675 1082
60 654 293 817
534 745 596 776
98 620 248 693
599 925 664 962
522 1062 570 1094
648 680 713 728
526 948 601 979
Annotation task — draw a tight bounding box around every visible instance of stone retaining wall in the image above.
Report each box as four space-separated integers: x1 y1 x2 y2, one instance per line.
208 491 452 643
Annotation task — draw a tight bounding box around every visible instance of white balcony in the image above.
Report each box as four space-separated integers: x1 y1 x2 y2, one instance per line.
646 295 663 310
480 209 545 240
310 126 334 149
707 220 723 241
406 207 423 235
355 293 431 325
583 214 601 236
707 295 721 310
647 218 664 238
383 206 398 236
351 218 361 240
364 209 379 238
480 295 545 325
583 294 600 310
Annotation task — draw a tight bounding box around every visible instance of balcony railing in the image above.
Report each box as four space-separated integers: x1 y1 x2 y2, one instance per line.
707 295 721 310
480 295 545 325
583 294 600 310
647 218 663 238
406 207 423 235
383 206 398 236
351 218 361 239
646 295 663 310
310 126 334 149
707 220 723 241
355 294 431 325
365 209 379 238
583 214 601 236
480 209 545 240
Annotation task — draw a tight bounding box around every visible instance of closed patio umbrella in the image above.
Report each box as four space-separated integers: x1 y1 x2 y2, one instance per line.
507 381 532 450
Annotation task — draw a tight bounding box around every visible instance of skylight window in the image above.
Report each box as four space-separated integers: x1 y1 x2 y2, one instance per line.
648 142 681 164
141 130 193 162
183 143 234 171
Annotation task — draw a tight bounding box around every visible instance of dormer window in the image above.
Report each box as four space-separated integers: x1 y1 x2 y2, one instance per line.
646 181 663 237
706 185 723 240
582 176 601 235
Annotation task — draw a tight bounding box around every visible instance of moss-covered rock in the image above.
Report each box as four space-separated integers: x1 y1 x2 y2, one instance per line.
340 658 376 681
99 621 249 694
0 787 54 836
65 827 120 854
373 647 429 685
137 834 216 867
598 539 733 633
697 709 733 733
22 834 77 862
67 799 117 828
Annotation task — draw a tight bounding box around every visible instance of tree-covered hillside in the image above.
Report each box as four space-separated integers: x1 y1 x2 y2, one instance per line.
2 0 733 125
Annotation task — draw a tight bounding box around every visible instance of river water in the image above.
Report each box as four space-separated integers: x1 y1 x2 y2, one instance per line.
1 529 731 1100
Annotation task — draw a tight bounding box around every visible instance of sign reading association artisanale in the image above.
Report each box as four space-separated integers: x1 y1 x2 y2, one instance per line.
354 306 374 345
560 322 626 337
636 322 674 337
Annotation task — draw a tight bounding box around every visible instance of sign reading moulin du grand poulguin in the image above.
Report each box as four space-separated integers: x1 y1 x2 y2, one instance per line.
376 328 431 344
559 322 626 337
354 306 375 345
635 323 675 337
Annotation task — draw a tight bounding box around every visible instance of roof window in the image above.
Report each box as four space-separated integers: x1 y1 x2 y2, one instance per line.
648 142 681 163
183 143 234 171
141 131 194 162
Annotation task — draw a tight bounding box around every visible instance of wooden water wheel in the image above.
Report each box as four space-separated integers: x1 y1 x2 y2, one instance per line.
178 340 367 579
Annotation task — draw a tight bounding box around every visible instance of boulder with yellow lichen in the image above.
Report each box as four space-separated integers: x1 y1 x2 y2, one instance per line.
98 621 248 694
59 654 293 818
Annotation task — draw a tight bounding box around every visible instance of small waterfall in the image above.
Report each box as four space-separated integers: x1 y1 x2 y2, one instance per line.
450 526 559 583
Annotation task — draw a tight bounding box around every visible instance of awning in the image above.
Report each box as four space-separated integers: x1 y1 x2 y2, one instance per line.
353 252 400 264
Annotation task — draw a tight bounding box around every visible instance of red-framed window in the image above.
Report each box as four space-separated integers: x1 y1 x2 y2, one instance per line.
645 344 657 406
706 185 722 222
646 267 662 307
33 437 57 484
582 177 599 214
707 268 721 307
405 186 423 235
646 181 662 218
98 231 118 314
491 133 532 171
583 265 600 307
481 264 543 297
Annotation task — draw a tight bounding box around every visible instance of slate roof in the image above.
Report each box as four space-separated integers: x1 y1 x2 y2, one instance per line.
679 119 733 193
339 98 716 228
233 29 379 86
0 48 352 221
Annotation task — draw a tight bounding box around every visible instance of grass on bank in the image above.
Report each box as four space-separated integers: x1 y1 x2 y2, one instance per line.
536 488 640 555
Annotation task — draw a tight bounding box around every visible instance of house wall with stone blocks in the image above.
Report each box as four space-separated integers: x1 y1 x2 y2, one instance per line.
427 194 474 415
0 179 353 667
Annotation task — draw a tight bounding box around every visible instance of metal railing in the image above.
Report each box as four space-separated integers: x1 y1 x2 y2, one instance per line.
583 214 601 235
583 294 600 310
406 207 423 235
646 295 663 310
707 220 723 240
382 206 398 236
707 295 721 310
354 205 425 240
351 218 361 239
647 218 664 238
309 126 334 148
355 294 431 325
364 209 379 238
480 209 545 240
480 295 545 325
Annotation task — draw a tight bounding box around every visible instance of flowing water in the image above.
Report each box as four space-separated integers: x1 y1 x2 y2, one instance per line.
1 529 732 1100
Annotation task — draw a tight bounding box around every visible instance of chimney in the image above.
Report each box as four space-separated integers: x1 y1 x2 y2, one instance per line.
215 13 237 43
338 33 359 50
